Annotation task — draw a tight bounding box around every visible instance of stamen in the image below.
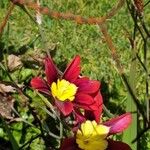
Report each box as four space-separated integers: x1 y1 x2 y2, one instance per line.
76 120 109 150
51 79 78 101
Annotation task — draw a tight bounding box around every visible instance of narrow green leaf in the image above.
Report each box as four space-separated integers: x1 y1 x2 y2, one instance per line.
123 48 137 150
1 117 19 150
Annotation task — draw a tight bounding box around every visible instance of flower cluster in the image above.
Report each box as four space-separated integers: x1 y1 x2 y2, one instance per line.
61 113 132 150
31 55 132 150
31 55 103 123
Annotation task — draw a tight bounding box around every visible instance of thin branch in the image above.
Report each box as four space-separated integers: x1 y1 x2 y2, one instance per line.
11 0 125 25
144 0 150 7
136 54 147 72
139 17 150 38
0 2 15 37
99 24 148 123
132 124 150 143
126 0 146 41
18 134 41 150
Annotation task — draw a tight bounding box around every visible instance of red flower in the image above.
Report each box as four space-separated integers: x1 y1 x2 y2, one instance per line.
60 113 132 150
31 55 103 120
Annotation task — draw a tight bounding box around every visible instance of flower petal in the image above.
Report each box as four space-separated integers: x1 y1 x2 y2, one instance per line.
30 77 50 94
75 103 94 111
88 92 103 111
63 55 81 83
45 57 58 84
75 91 103 112
90 91 103 109
75 78 100 94
93 109 102 123
104 113 132 134
85 92 103 123
107 140 132 150
55 100 73 116
60 138 80 150
75 93 94 105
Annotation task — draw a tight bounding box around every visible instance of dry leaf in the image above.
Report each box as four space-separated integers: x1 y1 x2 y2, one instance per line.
0 83 16 93
7 54 22 71
0 93 14 119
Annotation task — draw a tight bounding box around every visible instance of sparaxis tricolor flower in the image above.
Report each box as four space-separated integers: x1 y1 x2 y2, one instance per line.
61 113 132 150
31 55 103 122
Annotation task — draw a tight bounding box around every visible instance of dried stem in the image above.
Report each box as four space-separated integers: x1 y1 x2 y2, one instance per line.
0 2 15 37
11 0 125 25
99 24 148 123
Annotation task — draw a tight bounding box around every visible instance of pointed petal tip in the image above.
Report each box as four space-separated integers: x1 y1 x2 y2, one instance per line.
75 93 94 105
75 79 100 94
30 77 50 94
44 57 58 84
63 55 81 83
30 77 47 89
104 113 132 134
55 100 73 116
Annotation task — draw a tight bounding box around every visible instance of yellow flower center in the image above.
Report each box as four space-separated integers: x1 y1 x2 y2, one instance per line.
51 79 78 101
76 120 110 150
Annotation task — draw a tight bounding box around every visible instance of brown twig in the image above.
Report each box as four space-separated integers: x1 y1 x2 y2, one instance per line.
127 0 150 38
0 2 15 37
11 0 125 25
99 24 148 123
99 24 124 74
10 0 125 61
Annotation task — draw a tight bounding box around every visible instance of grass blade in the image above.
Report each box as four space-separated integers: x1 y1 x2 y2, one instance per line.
123 47 137 150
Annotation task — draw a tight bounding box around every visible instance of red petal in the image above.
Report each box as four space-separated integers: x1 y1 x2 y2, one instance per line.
60 138 80 150
30 77 50 94
45 57 58 85
107 140 132 150
85 92 103 122
88 92 103 111
94 110 102 123
94 91 103 108
75 93 94 105
75 103 94 111
63 55 81 83
55 100 73 116
104 113 132 134
93 108 102 123
75 78 100 94
85 93 103 123
75 91 103 112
